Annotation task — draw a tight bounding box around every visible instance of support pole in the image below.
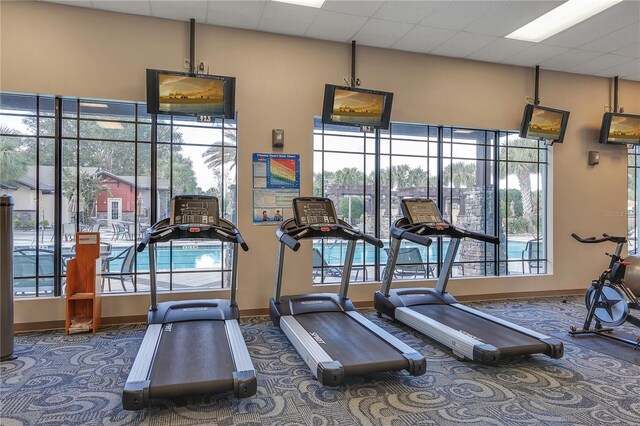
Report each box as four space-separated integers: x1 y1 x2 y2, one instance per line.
614 76 619 113
534 65 540 105
351 40 356 88
190 18 196 74
0 195 16 361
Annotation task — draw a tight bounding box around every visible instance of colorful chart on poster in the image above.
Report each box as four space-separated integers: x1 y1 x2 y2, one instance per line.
252 153 300 225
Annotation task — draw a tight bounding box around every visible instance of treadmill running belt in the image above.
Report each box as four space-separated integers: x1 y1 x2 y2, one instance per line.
294 312 408 375
409 304 550 357
149 320 234 398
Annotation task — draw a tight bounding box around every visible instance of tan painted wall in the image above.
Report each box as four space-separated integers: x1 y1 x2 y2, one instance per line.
2 1 640 324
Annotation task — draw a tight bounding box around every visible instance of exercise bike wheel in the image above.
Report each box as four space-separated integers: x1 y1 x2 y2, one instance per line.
585 284 629 327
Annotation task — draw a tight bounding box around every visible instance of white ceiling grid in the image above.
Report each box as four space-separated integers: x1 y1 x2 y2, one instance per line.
40 0 640 81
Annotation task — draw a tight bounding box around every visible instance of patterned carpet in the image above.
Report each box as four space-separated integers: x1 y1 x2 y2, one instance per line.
1 296 640 426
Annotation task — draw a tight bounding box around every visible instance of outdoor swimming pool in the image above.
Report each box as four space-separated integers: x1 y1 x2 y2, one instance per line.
106 239 537 272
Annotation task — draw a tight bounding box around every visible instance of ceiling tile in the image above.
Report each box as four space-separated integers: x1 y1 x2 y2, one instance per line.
419 1 501 31
42 1 93 7
257 1 320 37
150 1 208 23
578 23 640 54
504 44 570 67
305 10 368 42
206 1 266 30
91 0 151 17
466 37 534 63
352 18 414 49
566 54 635 75
593 58 640 78
540 49 604 72
373 1 439 24
463 1 563 37
430 31 497 58
543 1 640 48
614 43 640 58
321 0 384 17
392 25 457 54
621 70 640 81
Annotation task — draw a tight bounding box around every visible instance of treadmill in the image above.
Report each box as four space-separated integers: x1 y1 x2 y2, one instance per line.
270 197 426 386
375 197 564 365
122 195 256 410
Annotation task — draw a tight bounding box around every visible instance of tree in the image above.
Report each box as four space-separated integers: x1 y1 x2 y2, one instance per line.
406 166 431 188
338 196 364 225
334 167 364 185
62 169 111 222
443 162 476 189
203 130 236 171
499 138 539 233
22 115 200 195
0 125 29 185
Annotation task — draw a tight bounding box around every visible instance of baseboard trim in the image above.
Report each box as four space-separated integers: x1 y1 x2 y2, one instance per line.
15 289 584 332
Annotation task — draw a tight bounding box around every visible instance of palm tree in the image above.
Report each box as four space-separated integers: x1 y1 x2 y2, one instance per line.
499 138 539 233
62 169 111 223
203 130 237 171
0 125 29 185
334 167 364 185
443 162 476 189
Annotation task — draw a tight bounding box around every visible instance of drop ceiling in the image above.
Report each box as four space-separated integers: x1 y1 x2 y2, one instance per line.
42 0 640 81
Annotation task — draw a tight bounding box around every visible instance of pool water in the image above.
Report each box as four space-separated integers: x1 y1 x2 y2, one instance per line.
106 239 535 272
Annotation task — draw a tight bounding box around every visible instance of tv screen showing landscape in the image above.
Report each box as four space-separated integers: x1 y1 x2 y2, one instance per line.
332 88 384 126
322 85 393 129
604 113 640 144
147 69 235 119
159 74 224 116
519 104 569 143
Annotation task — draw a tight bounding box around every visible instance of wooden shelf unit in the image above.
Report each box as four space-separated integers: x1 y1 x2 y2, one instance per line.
65 232 102 335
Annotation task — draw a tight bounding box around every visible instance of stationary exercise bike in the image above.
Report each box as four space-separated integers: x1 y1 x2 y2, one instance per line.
570 233 640 349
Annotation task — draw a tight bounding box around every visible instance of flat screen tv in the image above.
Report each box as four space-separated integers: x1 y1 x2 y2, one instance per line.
322 84 393 129
599 112 640 145
146 69 235 119
519 104 570 143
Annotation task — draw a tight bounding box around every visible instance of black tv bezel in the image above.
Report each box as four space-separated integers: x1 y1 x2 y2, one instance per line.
519 103 570 143
599 112 640 146
321 84 393 130
146 69 236 119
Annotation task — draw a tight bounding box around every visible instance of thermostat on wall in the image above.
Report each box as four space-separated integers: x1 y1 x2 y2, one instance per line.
272 129 284 148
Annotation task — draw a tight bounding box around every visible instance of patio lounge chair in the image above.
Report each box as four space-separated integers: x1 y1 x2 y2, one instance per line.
383 247 433 280
312 247 343 282
13 248 59 295
102 245 137 292
521 238 544 273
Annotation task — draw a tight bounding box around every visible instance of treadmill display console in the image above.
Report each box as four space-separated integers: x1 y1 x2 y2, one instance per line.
170 195 219 225
401 199 445 225
293 198 338 226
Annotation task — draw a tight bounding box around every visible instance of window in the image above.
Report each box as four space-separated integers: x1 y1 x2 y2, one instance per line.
313 118 548 283
628 148 639 254
1 92 237 297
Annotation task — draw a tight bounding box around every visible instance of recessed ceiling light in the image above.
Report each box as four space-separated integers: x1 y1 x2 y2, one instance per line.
506 0 623 43
272 0 325 8
80 102 108 108
97 121 124 130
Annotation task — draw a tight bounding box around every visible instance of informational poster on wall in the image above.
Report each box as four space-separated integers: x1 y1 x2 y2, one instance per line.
252 153 300 225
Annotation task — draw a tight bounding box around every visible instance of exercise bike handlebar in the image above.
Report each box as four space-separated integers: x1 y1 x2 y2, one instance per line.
572 233 627 244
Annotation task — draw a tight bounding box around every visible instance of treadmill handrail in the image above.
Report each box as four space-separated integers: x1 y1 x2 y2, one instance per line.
138 217 249 252
391 218 499 245
277 217 383 249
